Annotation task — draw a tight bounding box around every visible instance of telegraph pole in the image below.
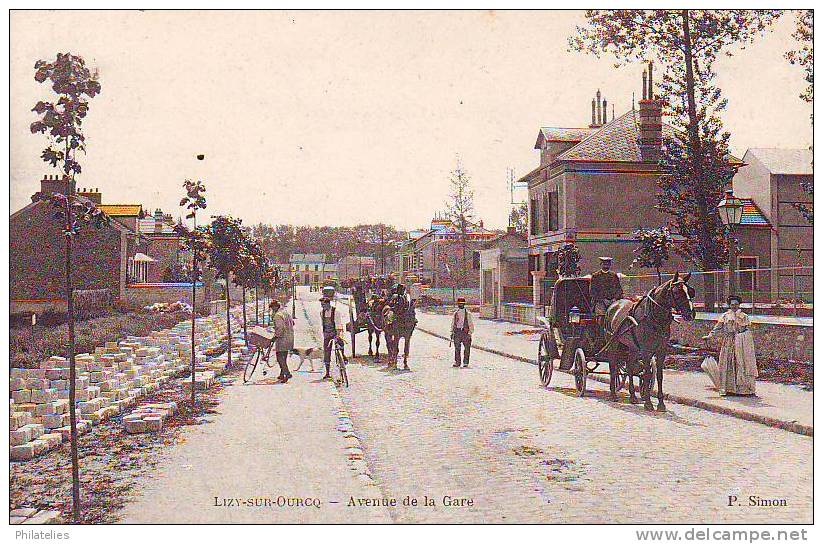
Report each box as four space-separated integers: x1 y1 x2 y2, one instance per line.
380 224 385 275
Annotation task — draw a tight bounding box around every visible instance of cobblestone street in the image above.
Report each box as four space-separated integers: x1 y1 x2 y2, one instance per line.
311 291 813 524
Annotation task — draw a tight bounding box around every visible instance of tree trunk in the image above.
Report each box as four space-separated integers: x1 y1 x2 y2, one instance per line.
255 284 259 325
242 287 248 346
190 223 197 408
65 231 81 523
681 10 701 157
226 278 232 368
656 266 662 285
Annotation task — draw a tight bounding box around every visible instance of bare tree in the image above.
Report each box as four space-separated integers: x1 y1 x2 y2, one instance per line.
445 156 476 288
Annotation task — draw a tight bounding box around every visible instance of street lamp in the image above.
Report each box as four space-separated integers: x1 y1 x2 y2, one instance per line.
717 188 745 298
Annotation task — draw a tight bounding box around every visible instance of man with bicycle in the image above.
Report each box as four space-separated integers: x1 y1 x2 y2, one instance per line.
320 296 338 380
270 300 294 383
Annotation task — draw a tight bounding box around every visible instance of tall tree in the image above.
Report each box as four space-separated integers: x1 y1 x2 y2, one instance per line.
786 9 813 224
444 156 476 288
30 51 102 523
208 215 245 369
570 9 781 308
177 179 207 407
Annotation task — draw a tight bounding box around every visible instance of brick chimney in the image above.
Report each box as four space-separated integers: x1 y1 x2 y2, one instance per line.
589 89 608 128
77 187 102 204
638 61 664 163
153 208 164 233
37 174 76 198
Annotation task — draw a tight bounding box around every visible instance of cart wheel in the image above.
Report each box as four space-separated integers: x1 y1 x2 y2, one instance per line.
537 334 553 387
573 345 587 397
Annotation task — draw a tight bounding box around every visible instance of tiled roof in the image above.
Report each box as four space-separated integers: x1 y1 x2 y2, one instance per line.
137 218 176 235
534 127 596 149
99 204 143 217
740 198 771 227
555 110 670 162
746 148 813 175
290 253 327 263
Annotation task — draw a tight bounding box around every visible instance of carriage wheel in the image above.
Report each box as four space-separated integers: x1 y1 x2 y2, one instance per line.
537 334 553 387
348 305 357 358
572 345 587 397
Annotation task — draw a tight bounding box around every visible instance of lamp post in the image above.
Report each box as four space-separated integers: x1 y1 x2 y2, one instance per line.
717 188 744 299
292 273 297 319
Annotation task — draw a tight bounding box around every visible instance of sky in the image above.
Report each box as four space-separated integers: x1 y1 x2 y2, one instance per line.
10 10 812 231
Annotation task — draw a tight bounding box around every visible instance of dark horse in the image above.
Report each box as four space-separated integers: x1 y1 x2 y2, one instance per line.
352 286 380 358
602 272 696 411
365 297 389 362
382 301 418 370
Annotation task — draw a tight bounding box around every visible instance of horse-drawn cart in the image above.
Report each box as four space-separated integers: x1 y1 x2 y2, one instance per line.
536 277 654 396
344 288 368 358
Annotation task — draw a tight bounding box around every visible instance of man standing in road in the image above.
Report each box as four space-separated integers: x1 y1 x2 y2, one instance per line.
320 297 337 380
270 300 294 383
451 297 474 368
590 256 623 331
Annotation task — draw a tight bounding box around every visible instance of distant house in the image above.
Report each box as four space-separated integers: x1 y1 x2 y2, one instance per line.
10 175 148 315
478 227 529 320
338 255 376 281
394 215 498 287
289 253 330 286
733 148 813 301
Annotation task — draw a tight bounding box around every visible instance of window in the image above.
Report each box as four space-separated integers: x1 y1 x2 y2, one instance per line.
548 191 559 231
530 199 538 235
738 256 758 292
314 264 319 271
472 251 481 270
542 195 549 233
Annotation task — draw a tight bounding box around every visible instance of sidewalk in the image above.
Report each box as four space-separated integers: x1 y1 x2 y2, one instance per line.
118 303 390 523
415 311 813 436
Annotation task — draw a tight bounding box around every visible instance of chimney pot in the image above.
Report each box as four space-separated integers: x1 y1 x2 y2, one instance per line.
642 70 647 100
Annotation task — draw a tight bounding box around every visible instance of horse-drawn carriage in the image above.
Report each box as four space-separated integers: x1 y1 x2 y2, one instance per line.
536 277 656 397
343 279 418 368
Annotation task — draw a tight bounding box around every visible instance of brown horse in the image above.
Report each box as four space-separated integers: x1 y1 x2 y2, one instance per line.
382 301 417 370
602 272 696 411
366 298 388 362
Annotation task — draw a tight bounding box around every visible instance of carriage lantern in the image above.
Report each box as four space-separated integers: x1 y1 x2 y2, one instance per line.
569 306 581 324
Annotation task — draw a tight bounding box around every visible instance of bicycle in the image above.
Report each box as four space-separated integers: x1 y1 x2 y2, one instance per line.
244 327 276 383
326 328 349 388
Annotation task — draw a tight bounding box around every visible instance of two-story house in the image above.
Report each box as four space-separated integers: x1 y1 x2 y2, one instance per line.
520 73 690 306
732 147 813 302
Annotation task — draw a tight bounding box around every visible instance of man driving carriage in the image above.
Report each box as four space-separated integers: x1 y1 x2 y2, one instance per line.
590 256 623 330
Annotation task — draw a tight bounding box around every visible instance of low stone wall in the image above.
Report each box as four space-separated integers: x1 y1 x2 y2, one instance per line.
672 319 812 363
124 284 208 312
488 301 812 363
499 303 538 326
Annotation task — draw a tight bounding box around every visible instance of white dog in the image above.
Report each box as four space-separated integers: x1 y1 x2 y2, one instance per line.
290 347 322 372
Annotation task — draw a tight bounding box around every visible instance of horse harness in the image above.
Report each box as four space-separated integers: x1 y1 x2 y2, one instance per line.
595 284 675 358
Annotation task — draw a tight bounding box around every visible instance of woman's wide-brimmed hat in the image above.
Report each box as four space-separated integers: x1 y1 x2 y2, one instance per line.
727 294 742 304
456 297 467 304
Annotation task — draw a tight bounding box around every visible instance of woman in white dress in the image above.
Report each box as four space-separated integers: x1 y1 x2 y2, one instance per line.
701 295 758 396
